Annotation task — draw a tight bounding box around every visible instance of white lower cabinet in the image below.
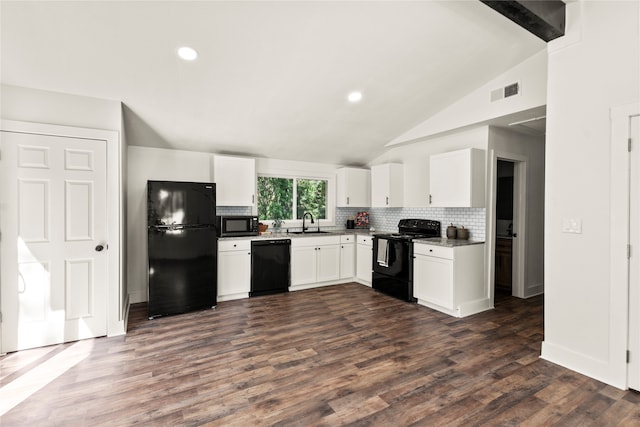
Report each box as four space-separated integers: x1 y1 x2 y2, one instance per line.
340 235 355 279
356 235 373 286
413 242 488 317
217 239 251 301
291 236 340 288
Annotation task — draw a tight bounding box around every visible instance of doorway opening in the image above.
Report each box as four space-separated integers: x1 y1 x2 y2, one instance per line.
495 160 515 299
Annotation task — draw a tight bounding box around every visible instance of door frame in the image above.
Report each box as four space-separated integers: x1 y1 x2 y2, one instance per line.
488 150 528 304
0 120 126 354
610 103 640 389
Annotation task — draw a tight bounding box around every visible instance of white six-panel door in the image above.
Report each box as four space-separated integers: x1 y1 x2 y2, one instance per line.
0 130 108 352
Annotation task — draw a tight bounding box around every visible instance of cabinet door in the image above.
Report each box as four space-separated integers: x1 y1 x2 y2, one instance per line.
218 250 251 296
317 244 340 282
429 148 485 208
337 168 371 207
356 243 373 285
340 243 355 279
291 246 317 286
414 255 454 309
404 157 430 207
371 164 403 207
213 155 256 206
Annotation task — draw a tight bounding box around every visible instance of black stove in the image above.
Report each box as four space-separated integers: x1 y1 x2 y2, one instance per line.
375 219 441 241
372 219 441 302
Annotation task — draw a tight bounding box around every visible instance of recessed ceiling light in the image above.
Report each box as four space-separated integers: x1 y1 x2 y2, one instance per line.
177 46 198 61
347 91 363 103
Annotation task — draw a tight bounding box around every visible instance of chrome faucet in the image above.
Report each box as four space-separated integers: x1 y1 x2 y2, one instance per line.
302 212 315 233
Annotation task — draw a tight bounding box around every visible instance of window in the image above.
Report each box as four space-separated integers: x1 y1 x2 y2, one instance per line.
258 176 327 221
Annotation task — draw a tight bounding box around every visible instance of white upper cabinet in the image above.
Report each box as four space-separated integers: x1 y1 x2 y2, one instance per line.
371 163 403 207
213 155 256 206
429 148 485 208
336 167 371 207
403 156 430 208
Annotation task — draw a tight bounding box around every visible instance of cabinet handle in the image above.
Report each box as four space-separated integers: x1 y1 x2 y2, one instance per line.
347 196 350 205
252 194 255 204
233 244 237 247
429 194 432 204
386 196 389 205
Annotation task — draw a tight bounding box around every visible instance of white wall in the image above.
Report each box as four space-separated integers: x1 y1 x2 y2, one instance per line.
388 50 547 146
127 146 212 303
1 84 122 131
0 84 128 335
542 1 640 388
127 146 344 302
488 126 545 297
369 126 490 209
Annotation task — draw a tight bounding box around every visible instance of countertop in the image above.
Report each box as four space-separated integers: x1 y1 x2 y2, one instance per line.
414 237 485 247
496 235 514 240
219 228 377 240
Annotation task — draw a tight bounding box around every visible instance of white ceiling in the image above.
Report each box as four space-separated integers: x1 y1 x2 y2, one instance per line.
1 1 546 166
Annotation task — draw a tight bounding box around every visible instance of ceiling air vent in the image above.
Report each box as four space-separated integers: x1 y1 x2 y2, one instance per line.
490 82 520 102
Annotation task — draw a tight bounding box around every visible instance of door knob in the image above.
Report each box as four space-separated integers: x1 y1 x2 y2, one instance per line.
95 244 105 252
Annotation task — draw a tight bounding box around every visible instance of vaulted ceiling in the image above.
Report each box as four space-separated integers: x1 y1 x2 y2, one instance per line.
1 1 546 165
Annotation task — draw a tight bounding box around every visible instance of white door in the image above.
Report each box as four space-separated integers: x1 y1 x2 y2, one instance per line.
628 115 640 390
414 255 454 310
316 244 340 282
356 243 372 285
0 130 108 353
218 250 251 297
340 243 355 279
291 246 317 286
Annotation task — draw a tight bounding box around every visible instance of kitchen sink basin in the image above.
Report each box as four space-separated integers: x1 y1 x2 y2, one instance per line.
288 231 331 234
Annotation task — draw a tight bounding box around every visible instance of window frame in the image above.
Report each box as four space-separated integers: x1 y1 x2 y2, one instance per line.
256 171 335 229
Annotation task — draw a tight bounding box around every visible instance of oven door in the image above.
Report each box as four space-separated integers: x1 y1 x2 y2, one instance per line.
372 237 414 301
372 238 409 280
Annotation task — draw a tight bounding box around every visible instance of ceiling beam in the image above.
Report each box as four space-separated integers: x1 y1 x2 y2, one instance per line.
480 0 566 42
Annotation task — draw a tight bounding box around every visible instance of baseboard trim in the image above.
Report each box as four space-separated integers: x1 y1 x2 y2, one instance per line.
541 340 626 390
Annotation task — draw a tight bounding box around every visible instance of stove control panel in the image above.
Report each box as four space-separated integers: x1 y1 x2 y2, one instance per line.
397 219 441 235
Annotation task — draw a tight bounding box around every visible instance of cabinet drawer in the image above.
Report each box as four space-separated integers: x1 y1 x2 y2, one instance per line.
357 235 373 245
340 235 355 244
218 239 251 252
291 235 340 247
414 243 453 260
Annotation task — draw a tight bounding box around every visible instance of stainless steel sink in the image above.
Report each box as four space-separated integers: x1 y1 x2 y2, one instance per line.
288 231 331 234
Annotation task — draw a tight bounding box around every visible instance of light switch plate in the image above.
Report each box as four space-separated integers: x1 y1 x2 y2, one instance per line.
562 218 582 234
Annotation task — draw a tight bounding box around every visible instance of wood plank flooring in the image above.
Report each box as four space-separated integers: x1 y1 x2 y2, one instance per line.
1 283 639 426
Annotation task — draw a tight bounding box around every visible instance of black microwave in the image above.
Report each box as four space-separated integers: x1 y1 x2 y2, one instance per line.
218 215 259 237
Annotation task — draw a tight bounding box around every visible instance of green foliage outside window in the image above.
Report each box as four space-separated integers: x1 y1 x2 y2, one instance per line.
257 177 293 220
296 179 326 219
257 176 327 221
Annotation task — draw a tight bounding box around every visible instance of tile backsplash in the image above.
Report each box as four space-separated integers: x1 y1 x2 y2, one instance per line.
337 207 486 241
218 206 485 241
217 206 252 216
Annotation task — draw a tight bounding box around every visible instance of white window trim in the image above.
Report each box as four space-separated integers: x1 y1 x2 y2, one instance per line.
257 171 336 229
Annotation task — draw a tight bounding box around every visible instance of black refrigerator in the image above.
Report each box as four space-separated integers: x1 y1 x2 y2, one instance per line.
147 180 217 319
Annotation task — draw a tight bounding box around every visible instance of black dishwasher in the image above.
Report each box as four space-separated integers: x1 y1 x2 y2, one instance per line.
250 239 291 297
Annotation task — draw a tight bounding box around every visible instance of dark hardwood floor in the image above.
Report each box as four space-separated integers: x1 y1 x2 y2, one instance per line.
1 283 639 426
